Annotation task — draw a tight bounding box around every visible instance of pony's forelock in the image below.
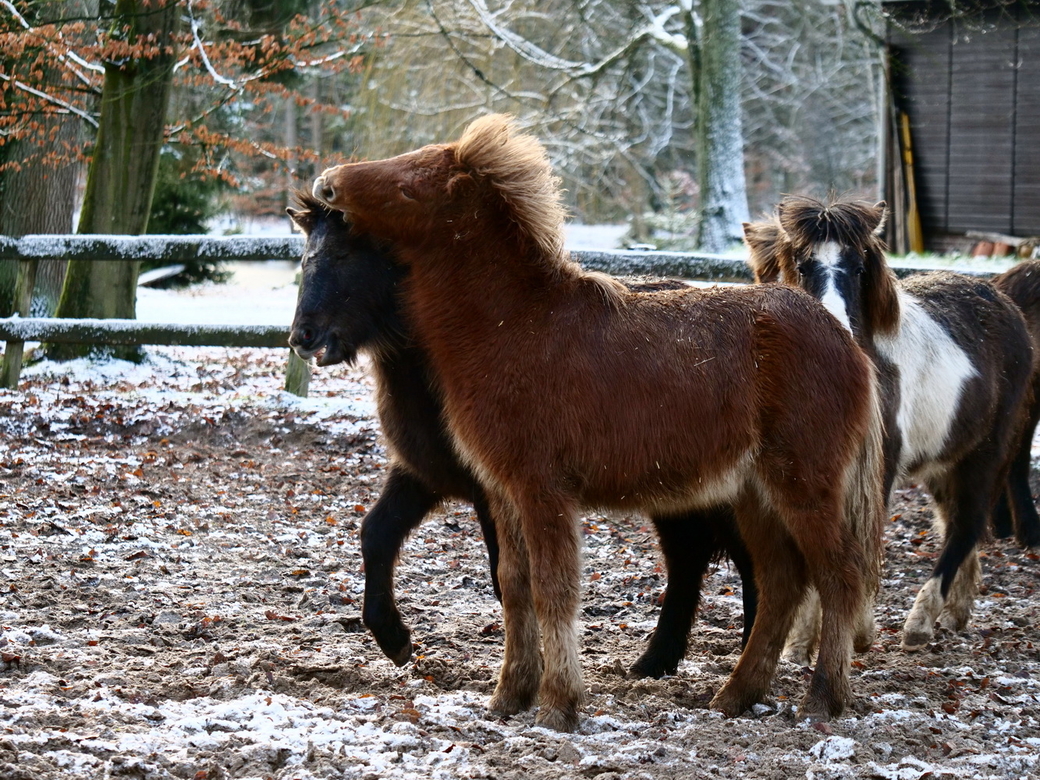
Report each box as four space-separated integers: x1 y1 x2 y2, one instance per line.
453 114 567 260
776 196 899 336
287 187 349 235
776 196 885 254
290 187 336 220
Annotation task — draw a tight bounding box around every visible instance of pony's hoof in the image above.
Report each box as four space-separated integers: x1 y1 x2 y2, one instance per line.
853 616 877 654
709 686 759 718
535 706 579 732
853 633 876 654
488 688 536 717
368 621 414 667
1018 526 1040 549
901 618 935 651
798 691 845 721
782 648 813 668
628 653 677 680
900 634 929 652
937 609 970 633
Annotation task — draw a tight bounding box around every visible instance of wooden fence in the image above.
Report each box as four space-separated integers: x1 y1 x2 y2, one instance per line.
0 234 998 395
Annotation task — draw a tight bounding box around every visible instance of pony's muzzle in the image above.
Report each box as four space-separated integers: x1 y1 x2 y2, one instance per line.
288 323 321 358
312 175 336 207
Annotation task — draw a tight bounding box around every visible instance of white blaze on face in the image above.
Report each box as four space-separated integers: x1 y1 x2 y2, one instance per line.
814 241 853 333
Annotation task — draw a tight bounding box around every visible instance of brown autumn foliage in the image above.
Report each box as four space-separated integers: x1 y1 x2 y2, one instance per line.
0 0 370 213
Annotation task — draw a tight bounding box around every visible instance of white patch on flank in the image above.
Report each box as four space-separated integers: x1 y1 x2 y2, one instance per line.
875 290 977 471
814 242 852 333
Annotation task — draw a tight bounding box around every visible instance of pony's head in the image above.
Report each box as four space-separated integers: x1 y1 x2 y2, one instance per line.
748 197 898 338
312 114 567 262
743 220 784 283
287 190 408 366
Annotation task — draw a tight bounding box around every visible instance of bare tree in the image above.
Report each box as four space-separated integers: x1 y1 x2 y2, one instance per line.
347 0 881 250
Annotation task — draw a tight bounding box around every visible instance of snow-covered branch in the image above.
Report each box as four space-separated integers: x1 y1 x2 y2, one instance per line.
186 0 239 90
0 0 103 89
0 71 99 127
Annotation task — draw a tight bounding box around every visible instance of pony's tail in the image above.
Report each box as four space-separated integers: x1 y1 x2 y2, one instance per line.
843 365 887 651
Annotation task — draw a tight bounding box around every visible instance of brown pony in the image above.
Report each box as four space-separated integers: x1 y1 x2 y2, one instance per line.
745 198 1034 654
312 115 886 730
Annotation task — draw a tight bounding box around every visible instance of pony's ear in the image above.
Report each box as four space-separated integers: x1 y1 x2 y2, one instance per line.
869 201 888 236
286 207 312 233
744 220 783 283
446 171 476 199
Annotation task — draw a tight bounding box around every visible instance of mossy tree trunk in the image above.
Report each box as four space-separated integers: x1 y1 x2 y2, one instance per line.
0 0 84 317
51 0 182 361
691 0 750 253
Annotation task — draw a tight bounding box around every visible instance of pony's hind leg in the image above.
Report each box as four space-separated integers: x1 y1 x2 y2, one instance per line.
503 490 585 732
999 407 1040 547
486 492 542 717
754 483 863 719
360 465 443 665
904 462 993 649
631 506 739 679
782 588 820 667
938 547 981 631
784 581 875 665
711 500 808 717
799 523 864 719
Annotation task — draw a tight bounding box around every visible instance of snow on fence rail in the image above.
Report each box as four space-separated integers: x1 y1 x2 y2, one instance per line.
1 234 999 393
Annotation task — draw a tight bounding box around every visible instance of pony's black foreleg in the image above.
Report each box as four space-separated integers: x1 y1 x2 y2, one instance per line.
360 464 442 666
470 487 502 601
631 507 739 679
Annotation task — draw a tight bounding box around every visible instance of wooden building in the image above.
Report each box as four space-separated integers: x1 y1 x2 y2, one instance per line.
884 1 1040 254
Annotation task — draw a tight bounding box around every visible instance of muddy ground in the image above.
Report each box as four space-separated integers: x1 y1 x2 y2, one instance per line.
0 347 1038 780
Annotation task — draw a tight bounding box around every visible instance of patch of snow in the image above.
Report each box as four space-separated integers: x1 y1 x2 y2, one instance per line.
809 735 857 762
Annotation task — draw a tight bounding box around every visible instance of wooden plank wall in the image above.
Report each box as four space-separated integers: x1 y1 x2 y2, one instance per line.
887 2 1040 240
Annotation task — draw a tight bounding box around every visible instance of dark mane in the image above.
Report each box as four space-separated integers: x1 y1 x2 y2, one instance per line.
289 187 339 226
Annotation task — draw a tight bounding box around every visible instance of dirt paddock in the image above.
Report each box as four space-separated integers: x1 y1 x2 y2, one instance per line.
0 347 1038 779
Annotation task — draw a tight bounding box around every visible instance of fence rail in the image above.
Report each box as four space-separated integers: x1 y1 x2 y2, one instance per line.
0 234 1002 394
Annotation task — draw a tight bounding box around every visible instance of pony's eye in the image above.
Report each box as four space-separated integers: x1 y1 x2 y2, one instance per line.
855 265 866 276
399 186 416 201
797 260 813 275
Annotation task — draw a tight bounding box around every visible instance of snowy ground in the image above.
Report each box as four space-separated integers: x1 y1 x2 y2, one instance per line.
1 253 1039 779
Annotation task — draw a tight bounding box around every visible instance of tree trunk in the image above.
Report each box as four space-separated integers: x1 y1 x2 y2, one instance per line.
51 0 181 361
0 122 81 315
0 0 84 317
693 0 750 253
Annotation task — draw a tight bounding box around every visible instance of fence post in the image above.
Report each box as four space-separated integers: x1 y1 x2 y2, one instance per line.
284 351 310 397
0 259 39 389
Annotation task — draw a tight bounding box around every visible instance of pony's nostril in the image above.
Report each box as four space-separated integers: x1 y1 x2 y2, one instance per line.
312 177 329 203
321 183 336 204
290 325 318 350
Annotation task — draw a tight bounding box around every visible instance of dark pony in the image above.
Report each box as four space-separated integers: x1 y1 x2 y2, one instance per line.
746 197 1035 653
286 190 757 678
312 115 885 730
991 260 1040 548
